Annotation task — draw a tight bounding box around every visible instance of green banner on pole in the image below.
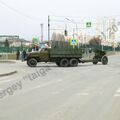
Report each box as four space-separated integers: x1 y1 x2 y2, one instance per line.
86 22 92 28
32 37 39 46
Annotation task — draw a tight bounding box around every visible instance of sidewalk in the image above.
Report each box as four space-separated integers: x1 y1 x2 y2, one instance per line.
0 60 17 77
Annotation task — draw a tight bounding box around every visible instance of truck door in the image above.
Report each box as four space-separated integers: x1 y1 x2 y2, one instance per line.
39 48 49 62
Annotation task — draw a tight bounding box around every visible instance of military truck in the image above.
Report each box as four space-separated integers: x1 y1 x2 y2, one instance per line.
26 47 108 67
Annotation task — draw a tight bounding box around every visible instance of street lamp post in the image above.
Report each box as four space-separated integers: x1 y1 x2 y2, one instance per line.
40 23 43 42
65 18 78 39
48 15 50 42
65 18 80 48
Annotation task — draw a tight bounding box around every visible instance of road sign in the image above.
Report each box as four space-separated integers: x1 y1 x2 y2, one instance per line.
70 39 78 46
32 37 39 46
86 22 92 28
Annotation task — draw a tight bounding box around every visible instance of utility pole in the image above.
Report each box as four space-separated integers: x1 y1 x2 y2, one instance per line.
102 17 106 51
73 28 75 39
40 23 43 42
48 15 50 41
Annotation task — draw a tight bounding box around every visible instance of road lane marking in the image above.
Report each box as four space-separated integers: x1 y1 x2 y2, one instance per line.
114 88 120 97
76 93 89 96
25 79 64 92
0 77 20 83
116 88 120 93
51 91 60 95
0 79 15 83
51 89 64 95
29 81 56 90
114 94 120 97
57 79 63 82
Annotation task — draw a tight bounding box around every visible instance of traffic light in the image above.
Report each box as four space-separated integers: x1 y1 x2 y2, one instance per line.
64 30 68 36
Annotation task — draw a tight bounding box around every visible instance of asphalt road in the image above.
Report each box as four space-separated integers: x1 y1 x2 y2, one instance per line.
0 55 120 120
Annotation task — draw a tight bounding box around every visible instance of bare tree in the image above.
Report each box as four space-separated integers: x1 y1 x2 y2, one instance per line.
89 37 101 45
117 42 120 47
4 39 9 48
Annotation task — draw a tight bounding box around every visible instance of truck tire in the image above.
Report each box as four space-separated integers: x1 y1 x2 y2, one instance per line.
27 61 30 66
60 58 69 67
27 58 37 67
93 57 98 65
101 56 108 65
56 62 60 67
69 58 78 67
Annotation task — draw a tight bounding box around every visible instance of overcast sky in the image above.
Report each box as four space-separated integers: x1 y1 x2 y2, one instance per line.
0 0 119 40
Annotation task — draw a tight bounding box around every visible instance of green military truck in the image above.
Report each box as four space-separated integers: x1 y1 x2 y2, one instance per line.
26 47 108 67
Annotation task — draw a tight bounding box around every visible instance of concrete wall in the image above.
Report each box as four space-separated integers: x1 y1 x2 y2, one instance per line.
0 53 17 60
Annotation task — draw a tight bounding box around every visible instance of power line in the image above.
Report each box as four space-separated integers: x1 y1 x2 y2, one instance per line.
0 0 44 22
51 14 120 20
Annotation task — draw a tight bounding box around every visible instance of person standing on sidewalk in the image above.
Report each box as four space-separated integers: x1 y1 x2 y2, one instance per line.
16 50 20 60
21 49 27 61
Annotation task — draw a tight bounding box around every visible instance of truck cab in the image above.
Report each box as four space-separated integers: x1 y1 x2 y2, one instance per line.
27 48 50 67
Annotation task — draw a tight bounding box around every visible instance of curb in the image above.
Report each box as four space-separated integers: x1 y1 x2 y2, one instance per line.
115 52 120 55
0 60 16 63
0 70 17 77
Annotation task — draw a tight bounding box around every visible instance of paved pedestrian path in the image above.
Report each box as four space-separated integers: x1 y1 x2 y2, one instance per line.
0 60 17 77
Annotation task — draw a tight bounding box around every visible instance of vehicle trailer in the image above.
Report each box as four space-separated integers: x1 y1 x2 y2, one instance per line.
26 48 108 67
80 49 108 65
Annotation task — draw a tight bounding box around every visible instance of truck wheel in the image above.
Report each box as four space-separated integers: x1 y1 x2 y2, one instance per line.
60 58 69 67
93 57 98 65
27 61 30 66
56 62 60 67
27 58 37 67
69 58 78 67
101 56 108 65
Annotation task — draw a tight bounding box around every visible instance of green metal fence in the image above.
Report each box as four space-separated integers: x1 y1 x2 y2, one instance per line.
75 44 120 52
0 47 20 53
0 47 32 53
0 44 120 53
